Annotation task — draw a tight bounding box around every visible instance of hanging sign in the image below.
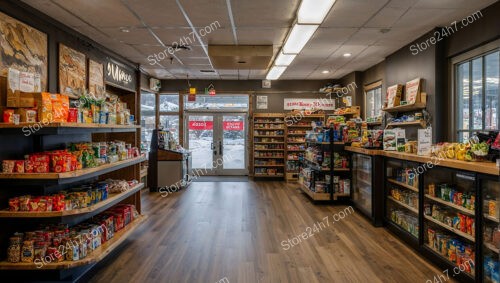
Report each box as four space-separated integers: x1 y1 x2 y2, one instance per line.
189 87 197 94
189 121 213 130
205 83 216 96
283 98 335 110
104 58 136 91
188 90 196 102
223 121 244 131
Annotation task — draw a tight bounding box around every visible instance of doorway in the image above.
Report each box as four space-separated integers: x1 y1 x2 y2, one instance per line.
186 113 248 175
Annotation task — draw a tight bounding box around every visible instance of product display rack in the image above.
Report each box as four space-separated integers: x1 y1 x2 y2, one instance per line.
0 83 146 281
252 113 285 178
298 128 352 202
284 113 325 182
382 153 500 283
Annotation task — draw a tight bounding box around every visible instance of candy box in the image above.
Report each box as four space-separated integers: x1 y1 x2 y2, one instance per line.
14 160 24 173
2 160 15 173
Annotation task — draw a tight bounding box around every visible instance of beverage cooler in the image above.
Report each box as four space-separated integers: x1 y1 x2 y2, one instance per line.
352 154 373 217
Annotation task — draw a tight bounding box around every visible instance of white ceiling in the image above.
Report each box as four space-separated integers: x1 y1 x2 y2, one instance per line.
22 0 498 80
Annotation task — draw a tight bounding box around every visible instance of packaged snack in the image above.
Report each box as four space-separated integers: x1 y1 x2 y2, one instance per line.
24 160 34 173
466 217 474 235
14 160 24 173
21 240 34 263
35 92 53 123
3 109 15 123
68 108 78 123
2 160 16 173
18 108 37 123
9 197 19 211
459 214 467 232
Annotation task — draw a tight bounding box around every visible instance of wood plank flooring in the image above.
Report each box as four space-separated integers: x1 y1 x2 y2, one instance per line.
87 181 447 283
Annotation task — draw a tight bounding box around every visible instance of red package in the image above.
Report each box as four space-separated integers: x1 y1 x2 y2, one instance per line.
25 160 34 173
29 154 50 163
14 160 24 173
466 217 474 235
33 161 49 173
29 197 40 211
113 212 124 231
68 108 78 123
3 109 14 123
9 198 19 211
458 214 467 232
50 151 68 173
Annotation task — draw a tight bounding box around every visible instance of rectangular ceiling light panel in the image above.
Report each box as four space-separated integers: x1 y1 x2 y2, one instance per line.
298 0 336 24
282 24 319 54
275 52 297 66
266 66 287 80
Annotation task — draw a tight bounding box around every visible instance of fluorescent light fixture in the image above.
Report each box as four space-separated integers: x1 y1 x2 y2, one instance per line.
275 52 297 66
343 53 352 57
298 0 336 24
282 24 319 54
266 66 287 80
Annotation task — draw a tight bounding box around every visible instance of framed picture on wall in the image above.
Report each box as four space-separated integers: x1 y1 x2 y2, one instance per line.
59 43 86 96
89 59 105 99
0 11 48 91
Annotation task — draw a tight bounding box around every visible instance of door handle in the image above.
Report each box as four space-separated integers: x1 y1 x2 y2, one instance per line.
211 142 217 155
219 140 223 155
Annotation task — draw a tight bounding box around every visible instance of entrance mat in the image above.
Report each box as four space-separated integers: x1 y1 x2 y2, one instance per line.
193 176 249 182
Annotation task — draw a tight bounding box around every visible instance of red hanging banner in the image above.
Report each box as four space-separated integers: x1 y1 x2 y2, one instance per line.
189 121 213 130
223 121 244 131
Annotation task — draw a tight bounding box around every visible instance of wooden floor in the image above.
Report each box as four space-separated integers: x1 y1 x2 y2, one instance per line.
87 181 446 283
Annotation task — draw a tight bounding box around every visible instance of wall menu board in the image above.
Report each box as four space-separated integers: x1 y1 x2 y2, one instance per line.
405 78 422 105
284 98 335 110
105 58 136 91
89 60 105 98
59 44 86 96
0 11 48 91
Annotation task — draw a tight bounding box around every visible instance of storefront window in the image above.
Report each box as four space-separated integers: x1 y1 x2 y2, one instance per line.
160 115 179 143
140 91 156 152
159 94 180 112
455 49 499 141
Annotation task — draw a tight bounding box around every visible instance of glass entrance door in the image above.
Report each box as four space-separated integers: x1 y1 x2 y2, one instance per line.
186 113 247 176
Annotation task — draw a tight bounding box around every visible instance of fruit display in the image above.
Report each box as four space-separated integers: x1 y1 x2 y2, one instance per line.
431 139 490 162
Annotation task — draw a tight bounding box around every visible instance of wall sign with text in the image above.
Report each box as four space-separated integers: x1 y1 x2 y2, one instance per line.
105 58 136 91
284 98 335 110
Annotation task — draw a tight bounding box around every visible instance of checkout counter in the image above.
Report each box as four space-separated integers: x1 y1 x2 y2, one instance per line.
148 129 192 192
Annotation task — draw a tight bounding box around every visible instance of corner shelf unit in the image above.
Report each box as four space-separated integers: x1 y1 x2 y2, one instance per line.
284 113 325 182
252 113 285 178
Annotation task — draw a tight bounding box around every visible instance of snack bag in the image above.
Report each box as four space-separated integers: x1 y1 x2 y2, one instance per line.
58 94 69 122
50 94 64 122
3 109 15 123
35 92 53 123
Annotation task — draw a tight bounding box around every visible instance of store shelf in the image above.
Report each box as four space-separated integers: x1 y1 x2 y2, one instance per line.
367 121 382 126
254 174 284 177
254 142 284 144
388 196 418 214
424 215 475 242
287 149 305 152
386 121 426 129
345 146 383 156
0 183 144 218
0 215 147 270
0 156 146 184
334 193 350 198
485 242 500 254
425 194 475 216
254 135 284 138
382 102 426 113
255 157 285 159
287 133 307 136
423 244 475 278
0 122 141 134
299 183 331 201
383 151 499 176
334 168 350 172
254 164 284 167
254 149 284 151
287 125 313 128
287 141 306 144
484 214 500 223
253 128 284 131
387 179 419 193
254 122 284 124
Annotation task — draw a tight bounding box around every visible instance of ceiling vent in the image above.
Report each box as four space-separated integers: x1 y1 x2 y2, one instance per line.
208 45 273 70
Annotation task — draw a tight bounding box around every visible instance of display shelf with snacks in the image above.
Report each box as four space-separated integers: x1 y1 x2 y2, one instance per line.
284 112 324 182
298 127 352 202
252 113 285 179
0 69 145 281
0 214 147 270
482 176 500 283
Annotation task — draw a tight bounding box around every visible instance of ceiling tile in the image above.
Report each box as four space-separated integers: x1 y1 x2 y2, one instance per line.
52 0 141 27
414 0 497 9
101 27 159 45
307 28 358 49
393 8 456 29
237 27 288 45
232 0 299 27
178 0 231 28
22 0 87 27
322 0 390 28
125 0 188 28
364 7 409 28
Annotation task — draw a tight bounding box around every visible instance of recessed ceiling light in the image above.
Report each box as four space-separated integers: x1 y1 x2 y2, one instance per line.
120 27 130 33
322 70 330 74
343 53 352 57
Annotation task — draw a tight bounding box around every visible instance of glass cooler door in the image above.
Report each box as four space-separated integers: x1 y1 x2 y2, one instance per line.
483 178 500 283
353 153 372 217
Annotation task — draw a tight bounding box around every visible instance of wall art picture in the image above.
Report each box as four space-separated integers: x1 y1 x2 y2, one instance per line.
59 43 86 96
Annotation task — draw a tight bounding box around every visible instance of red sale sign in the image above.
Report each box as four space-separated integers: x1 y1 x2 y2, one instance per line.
223 121 244 131
189 121 213 130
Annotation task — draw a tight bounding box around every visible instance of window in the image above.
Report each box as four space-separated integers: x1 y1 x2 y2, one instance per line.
140 91 156 152
159 94 180 143
364 81 383 119
184 95 249 110
454 47 499 142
